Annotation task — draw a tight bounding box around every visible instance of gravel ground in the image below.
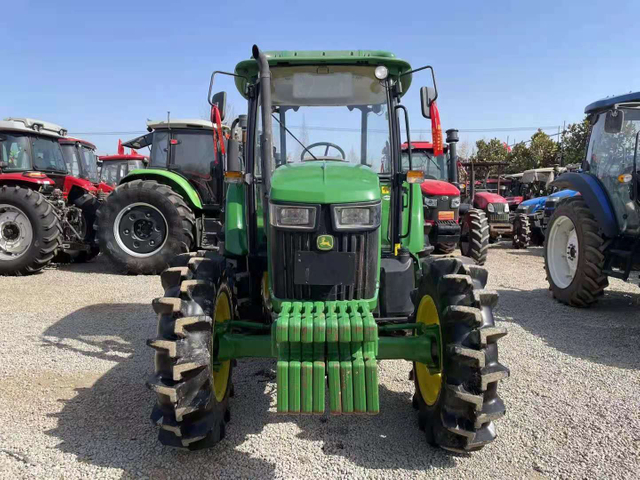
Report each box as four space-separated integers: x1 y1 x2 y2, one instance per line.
0 244 639 479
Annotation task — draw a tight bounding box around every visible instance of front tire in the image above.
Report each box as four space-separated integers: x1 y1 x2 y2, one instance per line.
511 213 530 249
459 209 489 265
96 180 195 274
434 242 456 255
412 258 509 452
147 251 234 450
544 196 608 307
0 186 61 275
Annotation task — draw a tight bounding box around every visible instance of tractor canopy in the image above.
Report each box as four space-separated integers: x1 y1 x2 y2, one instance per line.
59 137 100 184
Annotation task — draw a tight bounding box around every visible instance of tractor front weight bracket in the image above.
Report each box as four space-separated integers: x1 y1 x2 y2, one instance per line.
215 301 440 415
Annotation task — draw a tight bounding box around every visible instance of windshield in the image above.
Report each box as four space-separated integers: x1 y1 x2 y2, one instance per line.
100 161 128 185
587 107 640 231
61 144 82 177
32 136 67 173
260 65 390 173
0 133 31 171
79 146 99 183
400 150 447 180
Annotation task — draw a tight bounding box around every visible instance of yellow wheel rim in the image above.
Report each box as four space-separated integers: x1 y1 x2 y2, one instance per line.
415 295 442 406
212 288 231 402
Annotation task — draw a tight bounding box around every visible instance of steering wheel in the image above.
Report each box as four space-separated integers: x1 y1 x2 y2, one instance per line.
300 142 346 161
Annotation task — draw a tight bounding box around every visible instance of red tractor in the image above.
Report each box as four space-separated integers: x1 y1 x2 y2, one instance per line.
0 118 100 275
98 140 148 188
400 141 461 253
59 136 114 195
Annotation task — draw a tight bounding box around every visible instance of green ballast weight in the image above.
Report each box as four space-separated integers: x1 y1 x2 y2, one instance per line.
275 301 379 415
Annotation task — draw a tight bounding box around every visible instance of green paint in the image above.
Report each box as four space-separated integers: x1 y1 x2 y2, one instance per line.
224 183 248 256
270 162 381 204
122 169 203 210
234 50 412 98
380 182 425 254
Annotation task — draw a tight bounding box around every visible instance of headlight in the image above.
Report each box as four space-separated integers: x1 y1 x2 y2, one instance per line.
269 204 317 230
504 203 509 213
332 202 381 231
424 197 438 208
450 197 460 208
487 203 495 213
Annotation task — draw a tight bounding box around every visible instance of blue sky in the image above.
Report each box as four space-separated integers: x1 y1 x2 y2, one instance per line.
2 0 639 154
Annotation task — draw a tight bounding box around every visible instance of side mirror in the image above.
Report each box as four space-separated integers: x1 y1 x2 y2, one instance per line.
420 86 436 119
211 91 227 122
604 110 624 134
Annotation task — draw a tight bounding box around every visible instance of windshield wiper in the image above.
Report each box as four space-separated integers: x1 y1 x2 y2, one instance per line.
271 114 317 161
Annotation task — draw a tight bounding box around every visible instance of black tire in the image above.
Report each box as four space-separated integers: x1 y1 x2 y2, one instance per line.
511 213 530 249
544 196 608 307
531 228 545 247
73 193 100 262
95 180 195 274
412 257 509 452
434 242 456 255
148 251 234 450
459 209 489 265
0 185 61 276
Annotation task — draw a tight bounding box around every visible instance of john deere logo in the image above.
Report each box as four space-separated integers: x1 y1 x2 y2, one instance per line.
317 235 334 251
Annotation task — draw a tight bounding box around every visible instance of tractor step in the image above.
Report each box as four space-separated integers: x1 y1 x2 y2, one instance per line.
275 300 379 415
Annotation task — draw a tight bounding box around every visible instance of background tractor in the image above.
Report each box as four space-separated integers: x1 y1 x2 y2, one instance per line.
96 117 230 274
147 46 508 453
98 140 148 188
545 92 640 306
59 136 113 195
0 118 100 274
400 141 461 254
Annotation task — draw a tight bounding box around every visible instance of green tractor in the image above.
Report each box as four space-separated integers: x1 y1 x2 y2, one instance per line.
147 46 509 453
96 114 232 274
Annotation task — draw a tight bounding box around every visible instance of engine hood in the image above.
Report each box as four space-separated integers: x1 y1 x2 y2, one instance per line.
420 180 460 197
474 191 507 209
548 189 577 199
520 196 548 208
270 161 380 204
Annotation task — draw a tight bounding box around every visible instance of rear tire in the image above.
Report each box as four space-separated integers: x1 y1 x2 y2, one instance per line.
434 242 456 255
96 180 195 274
73 193 100 262
459 209 489 265
412 257 509 452
544 196 608 307
0 185 61 276
511 213 530 249
147 251 234 450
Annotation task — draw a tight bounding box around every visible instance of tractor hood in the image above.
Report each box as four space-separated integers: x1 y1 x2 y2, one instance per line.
420 180 460 197
474 192 507 209
520 196 547 208
270 162 380 204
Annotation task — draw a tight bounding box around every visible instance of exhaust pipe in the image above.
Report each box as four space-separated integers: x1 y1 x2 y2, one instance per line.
252 45 274 192
446 129 459 185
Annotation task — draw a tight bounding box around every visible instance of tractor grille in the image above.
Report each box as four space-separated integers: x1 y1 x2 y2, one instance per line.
271 206 378 301
488 213 510 223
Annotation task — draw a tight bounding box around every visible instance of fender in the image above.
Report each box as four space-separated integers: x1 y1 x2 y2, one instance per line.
121 168 203 210
551 172 618 238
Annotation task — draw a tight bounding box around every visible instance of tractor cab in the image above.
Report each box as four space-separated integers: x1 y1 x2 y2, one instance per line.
58 137 103 190
123 119 228 208
0 118 68 187
98 141 148 188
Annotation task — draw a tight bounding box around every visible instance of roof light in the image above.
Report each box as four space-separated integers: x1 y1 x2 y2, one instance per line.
374 65 389 80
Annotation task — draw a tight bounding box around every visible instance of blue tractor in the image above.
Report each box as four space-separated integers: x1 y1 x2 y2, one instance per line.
545 92 640 307
513 189 577 248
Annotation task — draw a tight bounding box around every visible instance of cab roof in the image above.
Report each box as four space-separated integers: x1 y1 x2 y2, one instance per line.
585 91 640 114
59 137 97 150
146 119 231 131
1 117 67 138
234 50 412 99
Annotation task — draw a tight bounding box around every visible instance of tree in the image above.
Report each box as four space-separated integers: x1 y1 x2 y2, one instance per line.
506 142 536 173
529 130 558 168
470 138 510 179
561 117 589 166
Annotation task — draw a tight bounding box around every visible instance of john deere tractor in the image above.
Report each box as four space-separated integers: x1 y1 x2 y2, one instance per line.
96 114 230 274
147 46 509 452
545 92 640 306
